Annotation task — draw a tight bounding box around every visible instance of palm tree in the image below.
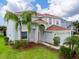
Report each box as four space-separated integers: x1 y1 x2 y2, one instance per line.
4 10 23 40
4 10 45 41
4 10 19 29
64 35 79 51
39 24 45 32
20 11 37 33
4 10 37 40
73 21 79 34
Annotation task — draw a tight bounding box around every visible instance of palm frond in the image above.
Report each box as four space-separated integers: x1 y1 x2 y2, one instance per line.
32 22 39 26
16 22 18 31
4 10 19 30
39 25 45 31
27 22 31 33
4 10 18 22
20 11 37 33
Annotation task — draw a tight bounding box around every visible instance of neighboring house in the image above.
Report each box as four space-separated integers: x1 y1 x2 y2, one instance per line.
6 13 72 45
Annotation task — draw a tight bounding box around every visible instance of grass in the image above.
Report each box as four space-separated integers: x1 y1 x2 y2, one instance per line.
0 37 59 59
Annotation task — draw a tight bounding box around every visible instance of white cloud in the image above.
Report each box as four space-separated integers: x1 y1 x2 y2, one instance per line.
36 0 79 21
6 0 34 11
36 3 49 14
0 0 35 17
66 14 79 21
36 4 42 11
0 0 35 26
36 0 79 17
1 0 79 21
48 0 79 17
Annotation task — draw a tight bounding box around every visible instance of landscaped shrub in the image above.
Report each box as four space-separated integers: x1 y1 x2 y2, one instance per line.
60 46 73 59
0 34 5 38
14 40 28 48
9 40 14 45
4 36 9 45
53 36 60 46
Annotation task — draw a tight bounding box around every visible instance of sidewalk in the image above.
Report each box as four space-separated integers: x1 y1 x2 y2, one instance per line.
41 42 60 50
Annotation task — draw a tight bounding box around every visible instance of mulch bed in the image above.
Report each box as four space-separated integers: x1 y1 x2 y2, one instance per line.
13 42 39 51
12 42 59 52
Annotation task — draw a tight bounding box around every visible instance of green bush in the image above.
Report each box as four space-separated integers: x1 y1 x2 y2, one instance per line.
60 46 73 59
4 36 9 45
9 40 14 45
14 40 28 48
0 34 5 38
53 36 60 46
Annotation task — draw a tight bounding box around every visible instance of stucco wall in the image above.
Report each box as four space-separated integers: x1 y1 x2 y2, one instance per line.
7 20 18 41
28 25 39 43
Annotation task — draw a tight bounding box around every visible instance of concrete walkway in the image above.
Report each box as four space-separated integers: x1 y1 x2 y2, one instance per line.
41 42 60 50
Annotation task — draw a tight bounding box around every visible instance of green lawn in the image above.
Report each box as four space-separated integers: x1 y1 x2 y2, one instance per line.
0 37 59 59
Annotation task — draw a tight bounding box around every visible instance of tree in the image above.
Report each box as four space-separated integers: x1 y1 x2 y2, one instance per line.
64 35 79 51
39 24 45 32
20 11 37 33
4 10 37 40
4 10 22 40
73 21 79 34
60 35 79 59
53 36 60 46
4 10 19 30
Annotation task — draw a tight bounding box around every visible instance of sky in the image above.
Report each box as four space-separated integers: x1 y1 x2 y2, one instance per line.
0 0 79 25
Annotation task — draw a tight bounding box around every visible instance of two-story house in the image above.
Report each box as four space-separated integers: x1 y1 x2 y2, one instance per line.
6 13 71 45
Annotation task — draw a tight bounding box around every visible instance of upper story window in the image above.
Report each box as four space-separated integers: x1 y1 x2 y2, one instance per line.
56 21 59 25
49 18 52 24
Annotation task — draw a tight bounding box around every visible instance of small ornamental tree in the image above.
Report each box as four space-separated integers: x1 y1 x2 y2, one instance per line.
53 36 60 46
64 35 79 51
4 36 9 45
60 35 79 59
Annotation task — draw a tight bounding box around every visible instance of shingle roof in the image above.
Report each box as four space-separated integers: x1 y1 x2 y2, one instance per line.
47 25 70 31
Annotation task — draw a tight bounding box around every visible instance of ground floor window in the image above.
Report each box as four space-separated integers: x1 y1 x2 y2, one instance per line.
21 32 27 39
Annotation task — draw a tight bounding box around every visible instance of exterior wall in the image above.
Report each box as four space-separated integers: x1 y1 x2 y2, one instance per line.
42 17 62 27
41 30 71 45
7 20 18 41
17 24 39 43
17 24 28 40
42 17 49 29
32 16 62 29
53 19 61 26
7 20 39 43
42 31 53 43
28 25 39 43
